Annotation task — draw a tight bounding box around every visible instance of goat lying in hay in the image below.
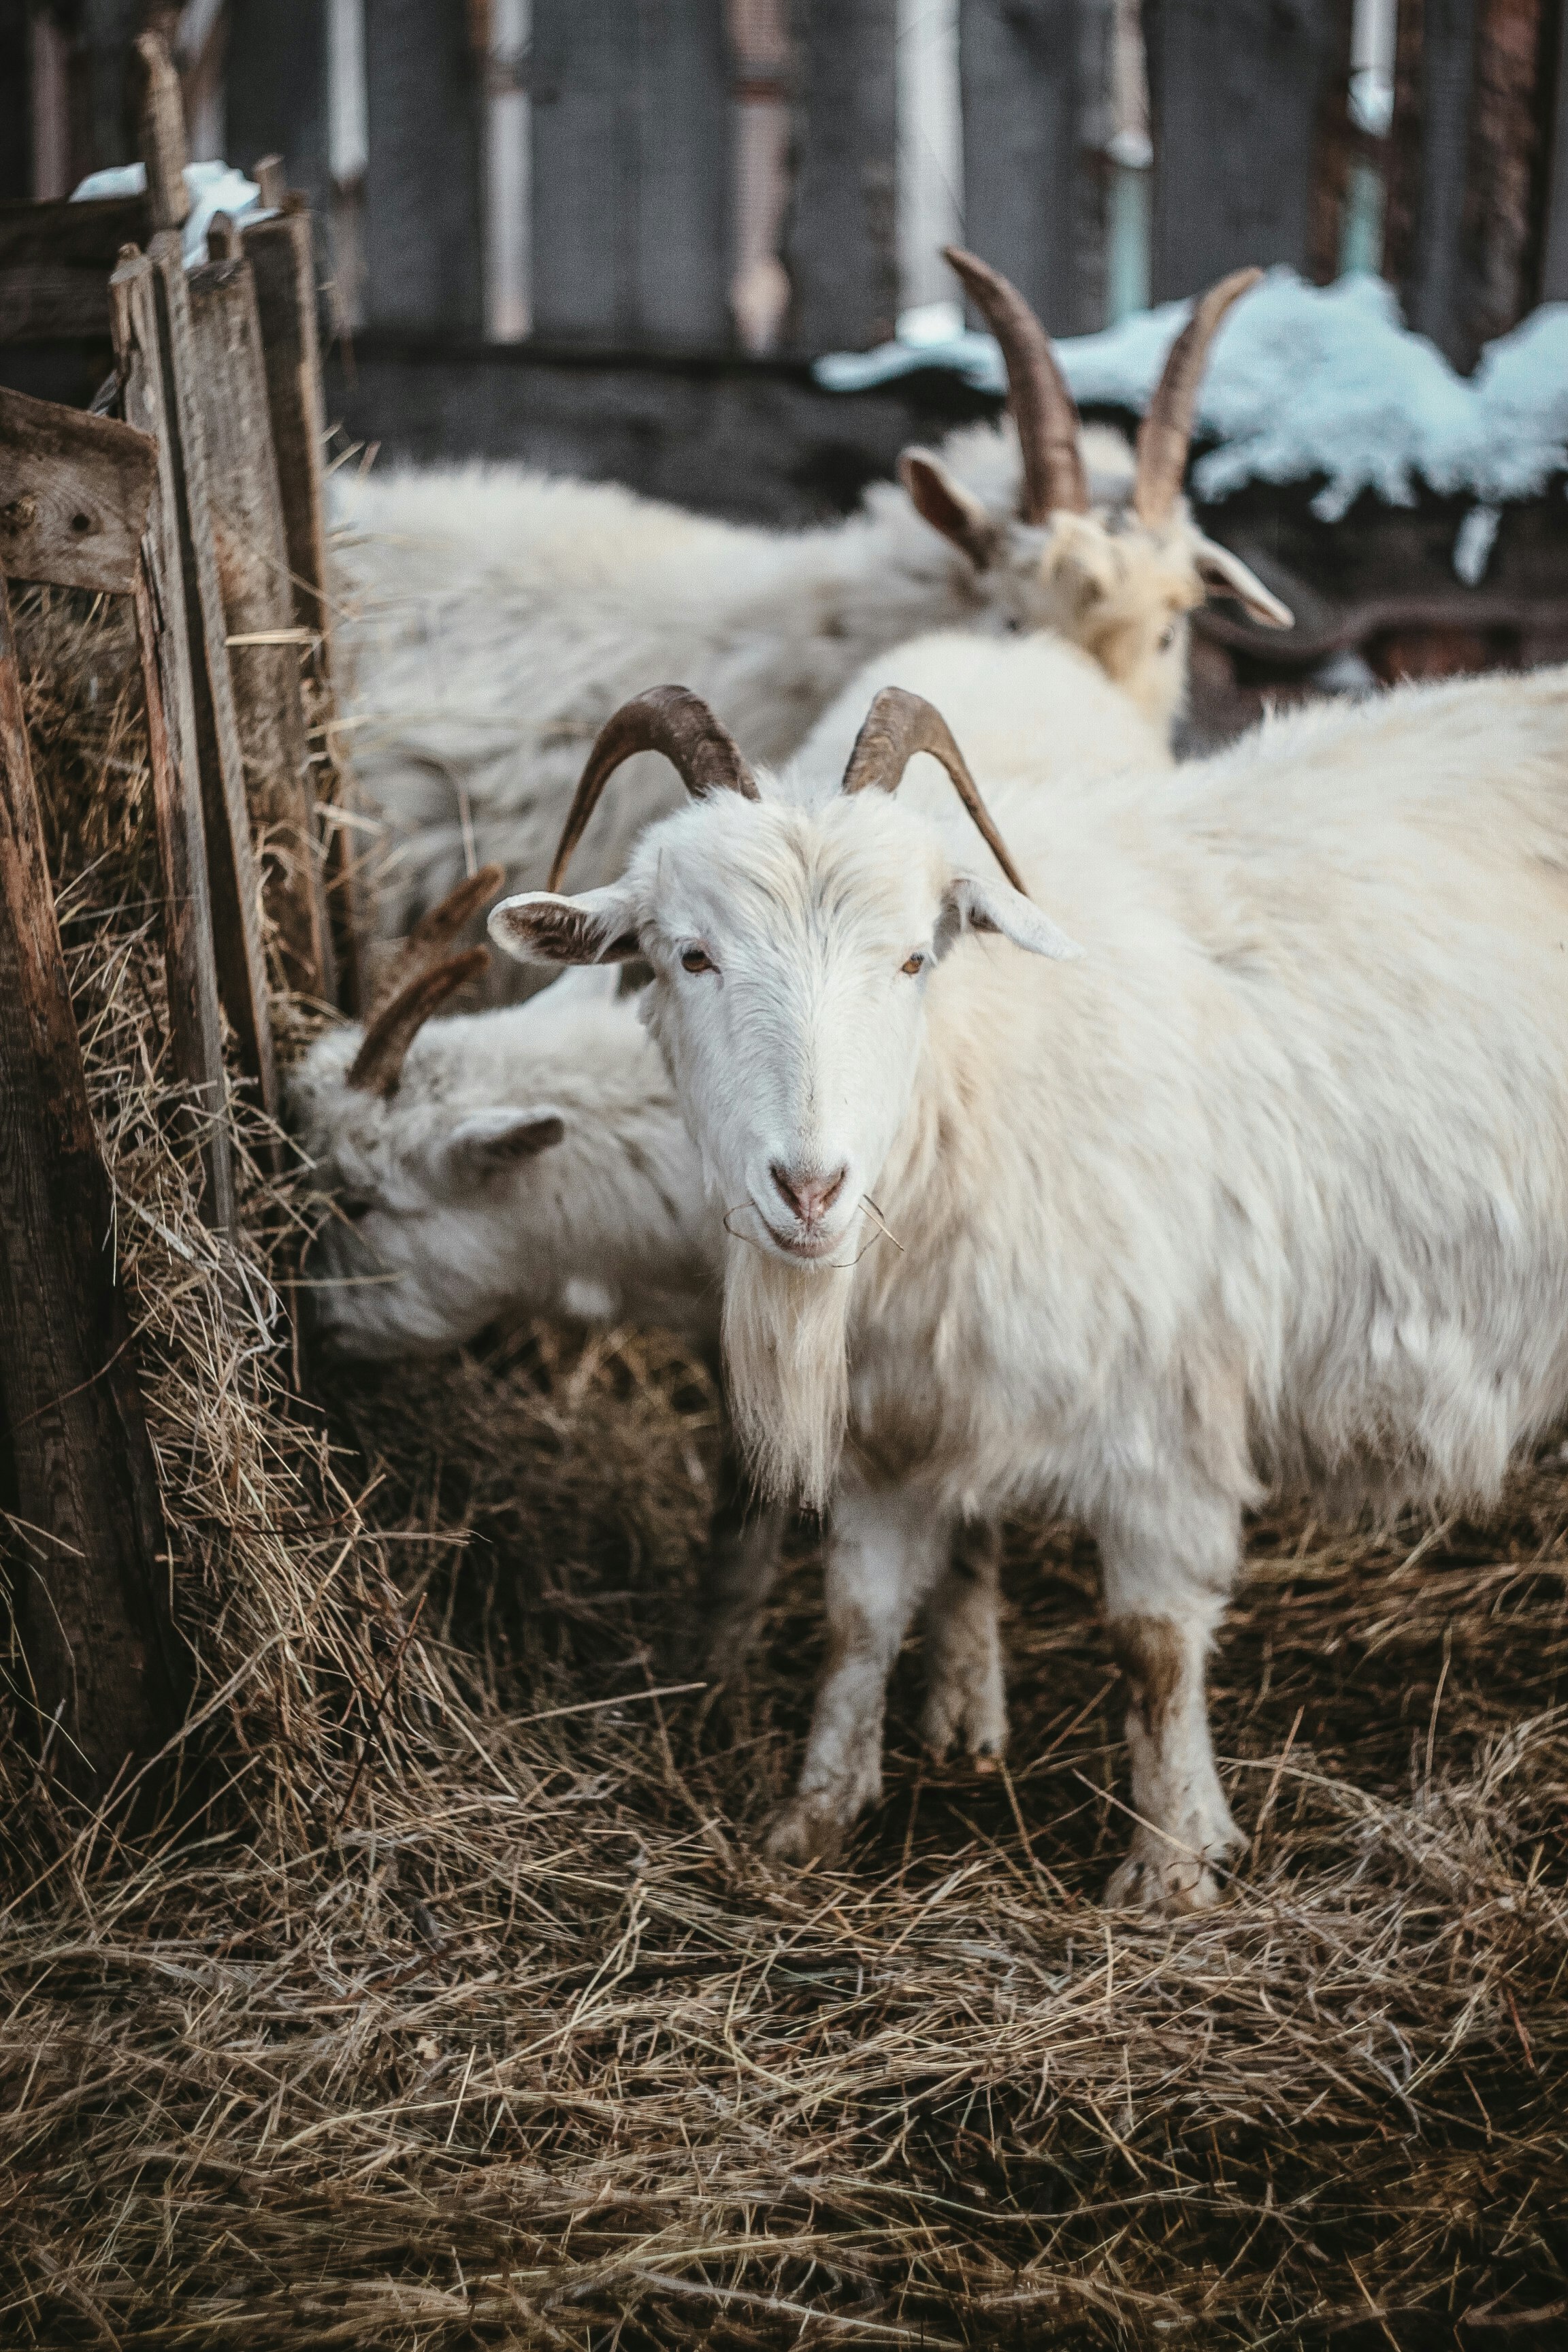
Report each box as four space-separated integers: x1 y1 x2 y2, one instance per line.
334 252 1286 940
492 664 1568 1912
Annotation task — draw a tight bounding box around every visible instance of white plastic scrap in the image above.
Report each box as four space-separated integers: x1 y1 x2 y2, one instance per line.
70 159 270 267
816 267 1568 521
1452 504 1501 587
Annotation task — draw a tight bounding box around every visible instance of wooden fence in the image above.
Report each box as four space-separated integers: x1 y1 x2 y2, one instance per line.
1 33 354 1808
9 2 1568 373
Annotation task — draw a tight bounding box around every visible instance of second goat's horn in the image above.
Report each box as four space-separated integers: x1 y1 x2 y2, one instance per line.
1134 267 1261 526
943 245 1088 523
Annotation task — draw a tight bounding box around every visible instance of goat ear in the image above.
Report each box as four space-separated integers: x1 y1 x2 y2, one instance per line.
445 1105 567 1181
936 874 1083 963
1192 538 1294 629
489 886 642 967
898 448 1002 571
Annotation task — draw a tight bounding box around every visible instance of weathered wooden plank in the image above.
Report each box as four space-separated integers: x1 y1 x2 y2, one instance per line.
242 198 365 1013
530 0 732 346
1 9 31 203
0 385 156 595
134 31 191 231
786 0 899 350
0 193 151 341
186 246 335 1002
149 229 278 1117
0 566 186 1801
224 0 331 222
363 0 483 331
959 0 1113 337
1143 0 1354 300
111 248 235 1235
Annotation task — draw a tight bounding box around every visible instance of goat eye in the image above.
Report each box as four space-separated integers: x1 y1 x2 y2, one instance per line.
681 945 715 975
901 952 926 977
1158 623 1177 652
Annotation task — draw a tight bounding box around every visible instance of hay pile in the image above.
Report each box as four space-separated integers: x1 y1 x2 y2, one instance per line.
1 591 1565 2349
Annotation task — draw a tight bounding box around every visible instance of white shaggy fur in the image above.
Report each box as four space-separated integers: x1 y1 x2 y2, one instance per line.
491 664 1568 1912
333 421 1262 937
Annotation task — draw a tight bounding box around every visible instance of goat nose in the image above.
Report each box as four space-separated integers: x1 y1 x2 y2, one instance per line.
770 1160 848 1227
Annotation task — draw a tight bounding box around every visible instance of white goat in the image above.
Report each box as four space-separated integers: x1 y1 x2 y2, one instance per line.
490 668 1568 1912
288 906 1004 1751
334 252 1288 936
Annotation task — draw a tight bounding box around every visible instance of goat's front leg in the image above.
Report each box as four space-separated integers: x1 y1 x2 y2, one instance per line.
921 1518 1007 1763
1097 1489 1243 1914
767 1482 950 1865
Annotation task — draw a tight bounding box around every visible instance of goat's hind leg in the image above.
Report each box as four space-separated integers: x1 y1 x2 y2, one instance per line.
921 1517 1007 1764
767 1483 949 1865
1098 1488 1243 1914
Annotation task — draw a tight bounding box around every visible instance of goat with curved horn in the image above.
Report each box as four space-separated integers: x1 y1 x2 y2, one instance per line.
348 947 490 1098
549 686 759 893
841 687 1031 898
368 862 507 1019
1134 267 1262 526
942 245 1088 521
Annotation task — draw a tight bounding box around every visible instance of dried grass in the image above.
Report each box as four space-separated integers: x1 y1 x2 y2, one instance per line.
1 591 1565 2350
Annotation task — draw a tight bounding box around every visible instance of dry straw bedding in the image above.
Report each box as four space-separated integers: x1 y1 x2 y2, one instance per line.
1 591 1565 2351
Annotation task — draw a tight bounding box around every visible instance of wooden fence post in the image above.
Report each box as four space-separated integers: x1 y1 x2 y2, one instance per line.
111 250 239 1235
1142 0 1354 299
188 228 335 1004
529 0 732 346
243 195 368 1013
959 0 1114 337
223 0 332 223
148 228 278 1117
0 566 186 1804
786 0 899 350
363 0 485 332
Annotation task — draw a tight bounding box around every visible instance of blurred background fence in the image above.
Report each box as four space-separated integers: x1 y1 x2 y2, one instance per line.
7 0 1568 532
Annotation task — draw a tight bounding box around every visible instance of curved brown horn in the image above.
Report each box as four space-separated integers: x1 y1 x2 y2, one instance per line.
841 687 1030 898
548 685 759 893
370 862 506 1017
347 947 489 1098
943 244 1088 523
1134 266 1261 527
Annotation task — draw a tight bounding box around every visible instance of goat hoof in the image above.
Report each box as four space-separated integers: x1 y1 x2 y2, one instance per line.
921 1680 1007 1765
764 1797 849 1867
1103 1848 1226 1916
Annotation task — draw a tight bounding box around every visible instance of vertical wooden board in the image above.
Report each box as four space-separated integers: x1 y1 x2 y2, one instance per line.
1540 0 1568 297
959 0 1113 337
187 255 335 1002
363 0 483 331
632 0 732 346
1143 0 1352 299
530 0 636 341
150 231 278 1117
242 208 331 640
1405 0 1480 357
787 0 900 350
110 250 235 1235
1 5 29 201
225 0 331 221
0 570 184 1800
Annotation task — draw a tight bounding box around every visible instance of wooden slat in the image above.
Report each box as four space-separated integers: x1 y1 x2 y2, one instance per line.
1 10 31 203
242 198 367 1015
0 193 151 342
958 0 1113 337
0 567 185 1802
110 248 235 1235
1143 0 1353 301
785 0 898 351
363 0 483 331
149 229 278 1118
0 385 156 595
134 31 191 231
530 0 731 346
223 0 332 222
186 248 335 1002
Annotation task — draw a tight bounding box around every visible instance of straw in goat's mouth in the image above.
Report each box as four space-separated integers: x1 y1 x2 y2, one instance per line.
723 1194 902 1268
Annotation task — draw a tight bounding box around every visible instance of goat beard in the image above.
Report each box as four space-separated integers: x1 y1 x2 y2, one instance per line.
722 1242 853 1514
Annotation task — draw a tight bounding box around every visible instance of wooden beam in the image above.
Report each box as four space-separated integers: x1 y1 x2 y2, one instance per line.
110 247 235 1235
363 0 483 332
149 229 278 1117
0 193 150 340
1143 0 1354 300
787 0 899 350
0 566 186 1803
133 31 191 232
959 0 1114 337
186 246 335 1002
0 385 156 595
